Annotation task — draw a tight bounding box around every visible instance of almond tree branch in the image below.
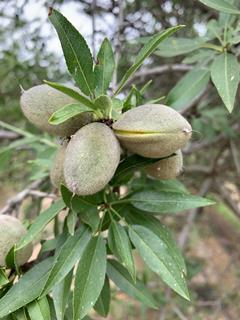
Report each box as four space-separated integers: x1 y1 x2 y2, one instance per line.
0 179 56 215
0 129 20 140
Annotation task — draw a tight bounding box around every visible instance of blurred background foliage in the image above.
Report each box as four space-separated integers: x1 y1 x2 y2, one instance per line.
0 0 240 319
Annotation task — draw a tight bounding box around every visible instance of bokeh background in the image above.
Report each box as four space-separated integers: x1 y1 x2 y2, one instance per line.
0 1 240 319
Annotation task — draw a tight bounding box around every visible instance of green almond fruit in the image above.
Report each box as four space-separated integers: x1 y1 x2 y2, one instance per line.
146 150 183 180
20 84 92 136
50 142 67 189
113 104 192 158
64 122 120 195
0 215 33 266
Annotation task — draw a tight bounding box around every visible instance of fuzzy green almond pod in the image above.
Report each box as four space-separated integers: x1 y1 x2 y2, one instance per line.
20 84 92 136
64 122 121 195
0 215 32 266
146 150 183 180
113 104 192 158
50 142 67 188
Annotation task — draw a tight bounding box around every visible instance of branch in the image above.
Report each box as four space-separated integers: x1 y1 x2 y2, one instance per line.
0 179 55 215
130 64 192 83
0 129 20 140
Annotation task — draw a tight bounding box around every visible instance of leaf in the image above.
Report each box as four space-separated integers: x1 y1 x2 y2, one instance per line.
16 199 65 251
0 269 9 289
198 0 240 14
129 225 189 300
94 276 110 317
0 258 53 318
49 103 94 125
166 69 210 111
108 220 136 281
107 259 158 309
52 270 73 320
60 185 73 208
94 38 115 96
126 211 187 275
66 210 78 235
13 308 28 320
123 85 143 112
43 81 95 108
129 191 215 214
27 297 51 320
73 236 106 320
211 53 240 113
71 195 100 232
155 37 203 57
114 25 184 95
41 227 91 297
111 154 159 186
49 9 95 97
111 98 123 120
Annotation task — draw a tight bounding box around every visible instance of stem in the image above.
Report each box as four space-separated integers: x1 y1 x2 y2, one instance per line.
200 43 223 52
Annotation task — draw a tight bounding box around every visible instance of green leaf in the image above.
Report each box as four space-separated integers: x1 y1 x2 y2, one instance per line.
73 236 106 320
49 9 95 97
5 245 20 273
114 25 184 95
16 199 65 251
123 85 143 112
94 276 110 317
129 225 189 300
0 258 53 318
27 297 51 320
52 270 73 320
111 154 158 186
49 103 94 125
112 98 123 120
166 69 210 111
43 81 95 108
60 185 73 208
155 37 203 57
211 53 240 113
198 0 240 14
13 308 28 320
0 269 9 289
41 227 91 297
108 220 136 281
107 259 158 309
129 191 215 214
66 210 78 235
71 195 100 232
94 38 115 96
126 211 187 275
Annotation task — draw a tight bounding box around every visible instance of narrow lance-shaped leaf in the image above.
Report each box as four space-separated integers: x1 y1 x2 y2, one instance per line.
108 220 136 281
27 297 51 320
0 258 53 318
41 226 91 297
52 270 73 320
211 53 240 113
73 236 106 320
93 276 110 317
107 259 159 309
198 0 240 14
49 103 95 125
114 25 184 95
166 68 210 111
94 38 115 96
129 191 215 214
129 225 190 300
16 199 65 251
49 8 95 97
13 308 28 320
44 81 95 108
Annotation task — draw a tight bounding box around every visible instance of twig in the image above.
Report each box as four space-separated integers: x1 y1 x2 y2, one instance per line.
130 64 192 83
230 140 240 176
28 190 57 199
172 304 189 320
0 179 48 215
0 130 20 140
178 178 213 249
112 0 125 90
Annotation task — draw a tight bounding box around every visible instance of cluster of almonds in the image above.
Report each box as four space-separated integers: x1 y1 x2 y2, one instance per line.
20 84 192 196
